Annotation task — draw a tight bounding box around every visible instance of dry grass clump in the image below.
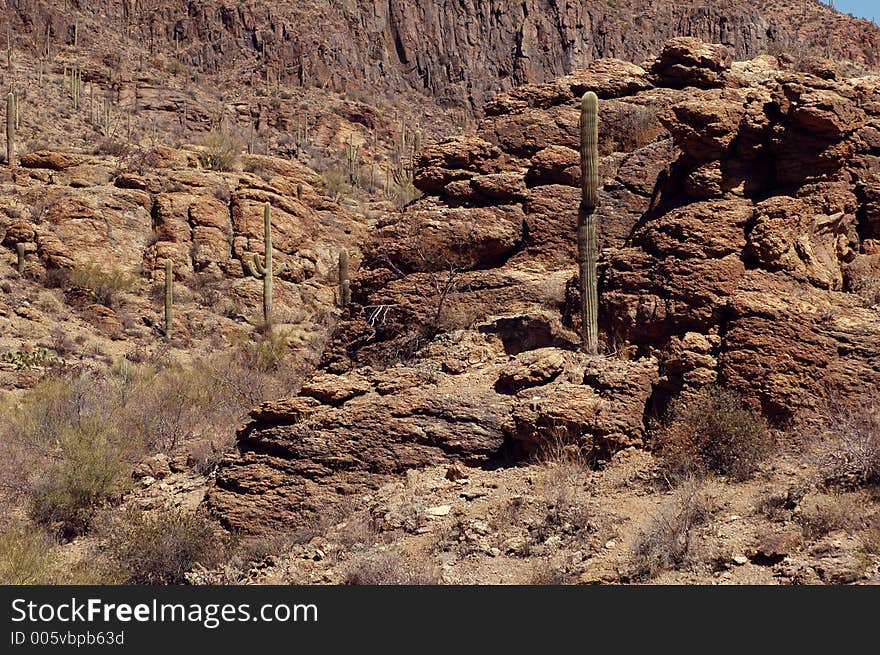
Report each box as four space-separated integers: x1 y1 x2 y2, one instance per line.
345 548 441 585
0 525 117 584
0 527 55 584
654 386 773 482
818 395 880 488
101 508 224 584
629 478 715 580
796 493 870 540
535 435 593 533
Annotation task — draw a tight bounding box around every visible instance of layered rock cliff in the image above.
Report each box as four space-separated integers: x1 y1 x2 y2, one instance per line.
3 1 879 113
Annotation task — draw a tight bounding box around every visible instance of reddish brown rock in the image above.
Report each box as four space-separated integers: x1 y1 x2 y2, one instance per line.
369 203 524 273
651 37 733 89
19 150 87 171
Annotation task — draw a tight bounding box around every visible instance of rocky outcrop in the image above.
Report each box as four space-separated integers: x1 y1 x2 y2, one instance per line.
603 42 880 418
209 38 880 533
0 146 365 365
208 337 658 533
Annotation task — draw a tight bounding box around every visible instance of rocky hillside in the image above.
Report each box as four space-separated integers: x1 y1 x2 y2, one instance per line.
208 38 880 537
2 1 880 116
1 3 880 586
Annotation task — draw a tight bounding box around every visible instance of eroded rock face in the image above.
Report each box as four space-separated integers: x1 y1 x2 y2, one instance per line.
208 341 658 533
209 39 880 533
651 37 733 89
603 40 879 418
7 1 877 113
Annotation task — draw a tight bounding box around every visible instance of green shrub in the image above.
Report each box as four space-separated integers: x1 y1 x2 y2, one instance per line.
103 508 222 584
654 386 773 481
67 264 136 308
199 130 242 172
29 422 130 539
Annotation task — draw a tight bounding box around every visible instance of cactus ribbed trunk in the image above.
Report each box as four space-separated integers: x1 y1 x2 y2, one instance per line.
246 204 286 330
164 259 173 340
6 92 14 167
578 91 600 355
262 203 273 326
16 242 25 274
339 248 351 308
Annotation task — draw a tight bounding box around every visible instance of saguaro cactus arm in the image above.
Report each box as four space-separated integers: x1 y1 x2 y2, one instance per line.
578 91 600 354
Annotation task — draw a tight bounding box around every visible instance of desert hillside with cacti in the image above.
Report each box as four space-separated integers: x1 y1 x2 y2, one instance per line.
1 2 879 586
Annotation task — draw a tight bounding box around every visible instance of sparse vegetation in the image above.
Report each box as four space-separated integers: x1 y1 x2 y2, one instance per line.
796 493 867 540
653 386 774 482
345 548 441 585
0 528 54 584
820 395 880 488
629 478 714 580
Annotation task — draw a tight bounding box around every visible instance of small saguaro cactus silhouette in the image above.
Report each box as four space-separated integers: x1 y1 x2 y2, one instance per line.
16 242 25 274
6 91 15 166
338 247 351 308
247 202 286 327
164 259 173 340
578 91 600 355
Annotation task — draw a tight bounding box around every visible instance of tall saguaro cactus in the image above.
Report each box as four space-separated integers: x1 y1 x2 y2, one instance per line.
338 248 351 309
164 259 173 340
247 203 285 327
578 91 600 354
6 91 14 166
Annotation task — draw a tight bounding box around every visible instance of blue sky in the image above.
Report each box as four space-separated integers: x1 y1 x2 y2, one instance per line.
834 1 876 21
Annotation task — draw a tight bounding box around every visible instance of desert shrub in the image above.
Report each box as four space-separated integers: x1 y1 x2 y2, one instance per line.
535 434 593 532
0 528 54 584
94 139 129 157
629 478 714 580
321 163 350 200
117 146 161 175
602 105 660 154
653 386 773 481
335 512 378 549
118 360 224 452
66 264 136 308
103 508 222 584
820 395 880 488
528 554 579 585
861 515 880 556
345 549 441 585
29 421 131 538
241 329 291 373
199 130 242 172
387 178 422 209
796 493 868 540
